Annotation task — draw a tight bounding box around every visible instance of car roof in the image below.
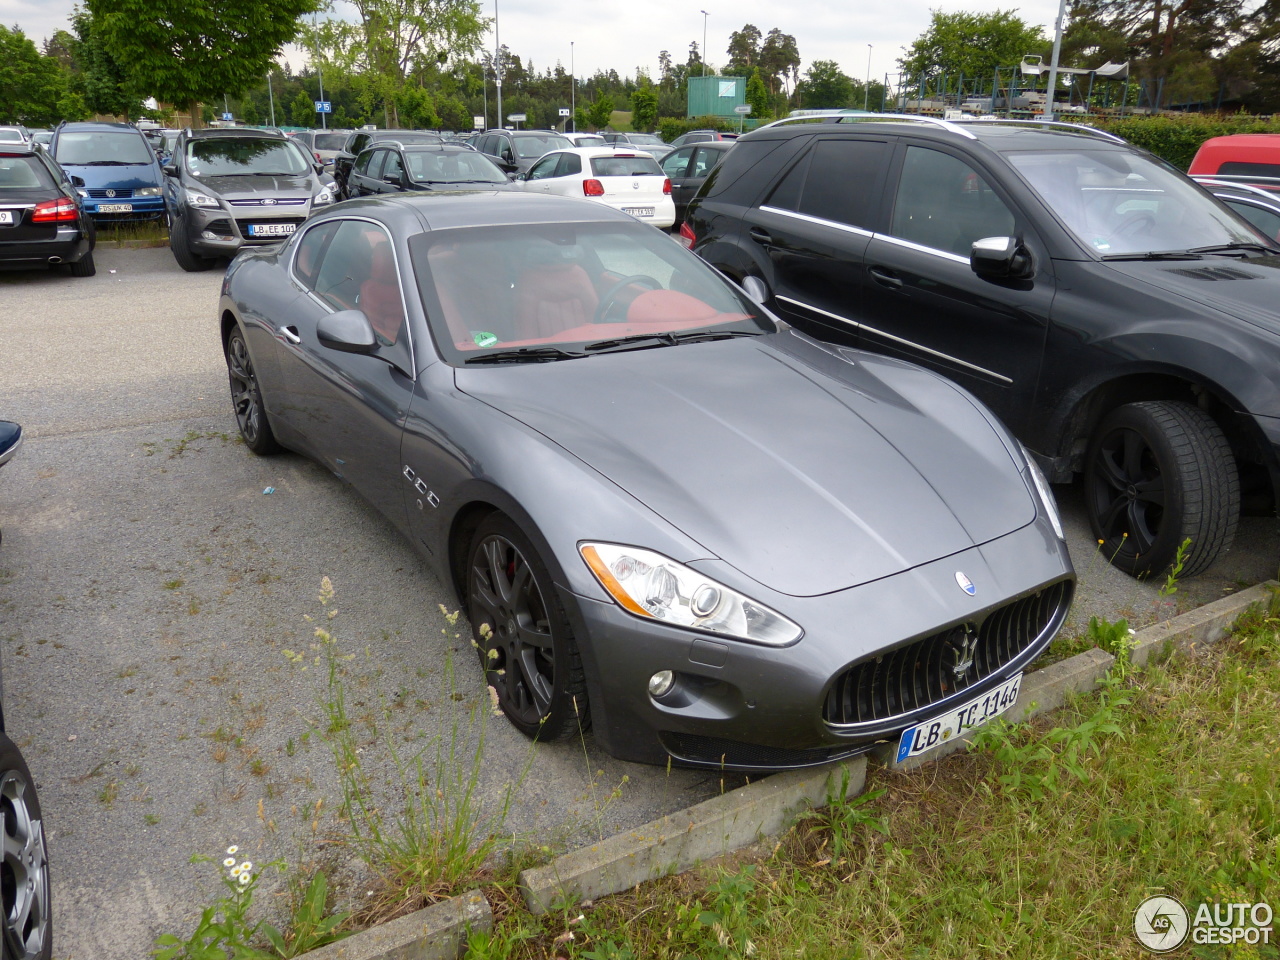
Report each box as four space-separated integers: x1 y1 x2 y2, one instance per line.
382 142 485 154
56 121 142 134
1189 134 1280 170
326 190 640 231
556 147 662 159
0 143 40 157
188 127 285 139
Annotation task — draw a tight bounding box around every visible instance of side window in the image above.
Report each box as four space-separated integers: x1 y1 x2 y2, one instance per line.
354 150 374 175
312 220 406 345
767 139 889 231
292 221 340 290
526 154 559 180
349 134 369 155
889 146 1016 258
1227 199 1280 243
366 149 387 180
382 150 404 182
555 153 582 177
662 148 693 178
691 147 719 178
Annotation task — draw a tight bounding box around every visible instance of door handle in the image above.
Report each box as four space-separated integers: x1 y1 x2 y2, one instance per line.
869 267 904 290
279 325 301 344
749 227 773 246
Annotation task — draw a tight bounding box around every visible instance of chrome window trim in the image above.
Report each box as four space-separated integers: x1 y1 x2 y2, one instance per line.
759 205 874 238
776 295 858 329
859 319 1012 383
875 232 972 265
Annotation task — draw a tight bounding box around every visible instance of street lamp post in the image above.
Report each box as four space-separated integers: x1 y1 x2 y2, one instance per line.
1043 0 1068 120
700 10 709 76
267 70 276 127
864 44 872 111
570 41 575 132
494 0 503 128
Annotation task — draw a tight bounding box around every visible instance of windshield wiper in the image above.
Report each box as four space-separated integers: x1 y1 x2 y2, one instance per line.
1185 241 1279 256
1100 250 1204 261
464 346 586 364
583 329 761 353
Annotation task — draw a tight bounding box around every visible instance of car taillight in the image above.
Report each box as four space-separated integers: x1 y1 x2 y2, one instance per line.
583 179 605 197
678 221 696 249
314 151 322 163
32 197 79 223
663 178 672 195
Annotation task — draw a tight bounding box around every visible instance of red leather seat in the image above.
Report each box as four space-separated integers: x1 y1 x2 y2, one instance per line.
359 233 405 344
512 263 600 340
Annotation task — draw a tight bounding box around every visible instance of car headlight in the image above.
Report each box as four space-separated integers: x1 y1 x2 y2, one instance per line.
580 542 802 646
1021 443 1064 540
135 186 162 197
312 186 335 206
186 190 219 208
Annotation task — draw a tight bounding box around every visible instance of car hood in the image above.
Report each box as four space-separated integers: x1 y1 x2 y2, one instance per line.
58 166 160 191
456 335 1036 596
1105 255 1280 334
194 174 314 200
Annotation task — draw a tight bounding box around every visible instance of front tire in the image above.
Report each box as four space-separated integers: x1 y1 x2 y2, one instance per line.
467 514 589 740
1084 400 1239 577
169 218 212 272
0 733 51 960
225 329 280 455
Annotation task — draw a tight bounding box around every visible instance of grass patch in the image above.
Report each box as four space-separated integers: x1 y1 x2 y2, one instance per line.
476 598 1280 958
96 219 168 244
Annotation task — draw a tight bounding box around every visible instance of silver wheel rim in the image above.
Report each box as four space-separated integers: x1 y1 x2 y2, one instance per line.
1 769 49 960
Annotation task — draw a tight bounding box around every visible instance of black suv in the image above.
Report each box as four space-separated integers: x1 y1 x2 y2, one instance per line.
686 116 1280 577
163 127 334 271
332 130 442 198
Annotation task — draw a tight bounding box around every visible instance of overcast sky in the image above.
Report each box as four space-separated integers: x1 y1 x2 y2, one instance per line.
4 0 1064 89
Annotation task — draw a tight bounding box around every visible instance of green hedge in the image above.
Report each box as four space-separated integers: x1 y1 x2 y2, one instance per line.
1063 113 1280 170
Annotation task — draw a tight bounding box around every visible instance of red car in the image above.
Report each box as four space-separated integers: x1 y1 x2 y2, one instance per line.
1188 134 1280 192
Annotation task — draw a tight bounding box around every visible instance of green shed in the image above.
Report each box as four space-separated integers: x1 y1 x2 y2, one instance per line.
687 76 746 118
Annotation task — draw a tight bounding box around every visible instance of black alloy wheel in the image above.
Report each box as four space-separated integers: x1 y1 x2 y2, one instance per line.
0 734 51 960
168 216 212 272
225 330 280 455
1084 400 1239 577
467 515 589 739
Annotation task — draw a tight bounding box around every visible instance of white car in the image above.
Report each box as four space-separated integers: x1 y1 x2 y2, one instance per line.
520 147 676 228
563 132 608 147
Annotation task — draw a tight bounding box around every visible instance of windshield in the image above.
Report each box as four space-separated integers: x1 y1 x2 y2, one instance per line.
591 155 663 177
55 130 154 165
410 221 774 364
1007 148 1261 256
626 134 665 145
407 150 506 184
314 133 348 151
186 138 309 177
514 135 572 159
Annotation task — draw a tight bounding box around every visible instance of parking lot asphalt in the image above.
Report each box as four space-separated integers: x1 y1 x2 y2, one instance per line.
1 247 1277 959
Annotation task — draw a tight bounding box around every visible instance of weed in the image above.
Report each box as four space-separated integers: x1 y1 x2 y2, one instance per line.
250 758 268 777
1086 615 1135 660
797 772 888 867
98 780 119 807
164 579 183 590
117 665 139 679
144 813 161 826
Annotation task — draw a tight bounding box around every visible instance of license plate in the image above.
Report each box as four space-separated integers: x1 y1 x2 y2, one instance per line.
247 223 296 237
0 211 12 225
623 206 655 217
895 673 1022 762
98 203 132 213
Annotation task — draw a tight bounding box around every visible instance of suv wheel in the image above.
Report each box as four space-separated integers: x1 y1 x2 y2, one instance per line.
169 217 212 272
1084 400 1239 577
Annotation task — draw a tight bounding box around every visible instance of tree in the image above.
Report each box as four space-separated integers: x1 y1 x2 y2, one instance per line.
899 10 1047 82
71 7 143 118
586 94 614 130
0 25 69 126
799 59 854 108
758 28 800 97
289 90 315 126
630 84 658 131
726 24 762 75
745 67 771 119
87 0 318 126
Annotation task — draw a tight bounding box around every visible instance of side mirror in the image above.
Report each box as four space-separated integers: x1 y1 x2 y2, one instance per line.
162 163 178 177
383 173 403 187
70 174 85 188
970 235 1033 280
511 172 526 182
739 275 769 306
314 163 324 175
317 310 377 354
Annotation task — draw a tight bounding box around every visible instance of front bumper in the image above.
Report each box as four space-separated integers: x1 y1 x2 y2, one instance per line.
563 518 1074 771
82 195 165 223
182 200 313 257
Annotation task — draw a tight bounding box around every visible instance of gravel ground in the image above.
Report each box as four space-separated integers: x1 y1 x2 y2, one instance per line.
0 248 1276 959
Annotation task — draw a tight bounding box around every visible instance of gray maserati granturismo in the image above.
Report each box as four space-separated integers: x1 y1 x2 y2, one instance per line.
217 191 1075 771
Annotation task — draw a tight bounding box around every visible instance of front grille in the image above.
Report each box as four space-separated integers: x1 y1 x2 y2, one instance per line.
227 198 307 207
88 188 133 199
659 732 866 770
823 580 1072 727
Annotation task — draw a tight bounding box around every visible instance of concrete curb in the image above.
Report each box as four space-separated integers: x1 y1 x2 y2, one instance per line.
309 579 1277 956
300 889 491 960
519 757 866 914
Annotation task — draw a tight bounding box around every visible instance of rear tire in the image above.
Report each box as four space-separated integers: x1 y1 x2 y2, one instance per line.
67 250 95 278
1084 400 1239 577
0 733 51 960
169 218 212 272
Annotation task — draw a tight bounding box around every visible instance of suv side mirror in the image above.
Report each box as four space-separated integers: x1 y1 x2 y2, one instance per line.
162 163 178 177
971 236 1033 280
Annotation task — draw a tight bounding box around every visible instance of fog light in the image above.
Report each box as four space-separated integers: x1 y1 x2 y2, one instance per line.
201 230 220 240
648 670 675 698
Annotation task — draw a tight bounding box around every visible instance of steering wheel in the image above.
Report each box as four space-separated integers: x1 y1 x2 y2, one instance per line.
1107 213 1156 244
594 275 662 323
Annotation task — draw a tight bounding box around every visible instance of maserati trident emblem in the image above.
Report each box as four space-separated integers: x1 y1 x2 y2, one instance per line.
949 628 977 677
955 571 976 596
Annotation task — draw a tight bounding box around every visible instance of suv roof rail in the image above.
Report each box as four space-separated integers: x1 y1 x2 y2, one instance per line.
757 112 979 140
1191 176 1280 199
952 118 1127 143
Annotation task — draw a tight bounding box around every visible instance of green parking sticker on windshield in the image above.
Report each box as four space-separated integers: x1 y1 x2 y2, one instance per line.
473 332 499 347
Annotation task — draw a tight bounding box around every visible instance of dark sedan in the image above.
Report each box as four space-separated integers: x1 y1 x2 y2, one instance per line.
660 140 734 226
217 192 1074 771
0 144 96 277
346 142 516 197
